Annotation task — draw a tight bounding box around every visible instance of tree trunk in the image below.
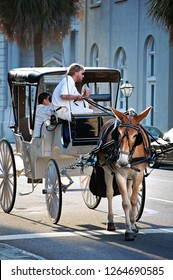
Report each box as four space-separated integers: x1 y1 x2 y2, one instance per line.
34 33 43 67
34 33 44 92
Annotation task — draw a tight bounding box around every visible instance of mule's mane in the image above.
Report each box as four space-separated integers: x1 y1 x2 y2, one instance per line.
124 108 137 117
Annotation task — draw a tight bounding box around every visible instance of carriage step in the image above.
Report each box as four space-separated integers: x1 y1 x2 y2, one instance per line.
28 178 43 183
42 189 47 194
42 189 55 194
42 188 57 195
42 189 54 194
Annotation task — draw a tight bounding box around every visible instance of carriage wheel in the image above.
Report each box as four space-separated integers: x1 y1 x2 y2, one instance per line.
0 139 17 213
135 176 146 221
44 159 62 224
80 173 101 209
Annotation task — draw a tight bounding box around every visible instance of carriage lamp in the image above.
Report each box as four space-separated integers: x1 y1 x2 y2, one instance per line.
120 81 134 110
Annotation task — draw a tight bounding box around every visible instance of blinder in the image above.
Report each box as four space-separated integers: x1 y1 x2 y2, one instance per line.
111 119 121 142
111 126 119 142
112 120 144 147
135 132 143 146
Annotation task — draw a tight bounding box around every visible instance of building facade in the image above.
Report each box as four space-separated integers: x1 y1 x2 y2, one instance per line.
78 0 173 131
0 0 172 141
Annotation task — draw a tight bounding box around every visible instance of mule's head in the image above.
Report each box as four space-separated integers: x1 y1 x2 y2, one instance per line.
111 106 152 167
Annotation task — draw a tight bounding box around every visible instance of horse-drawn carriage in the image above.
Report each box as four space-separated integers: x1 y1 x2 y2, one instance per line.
0 67 150 240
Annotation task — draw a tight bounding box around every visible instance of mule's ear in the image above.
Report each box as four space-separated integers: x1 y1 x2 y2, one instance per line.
110 107 128 122
135 106 152 123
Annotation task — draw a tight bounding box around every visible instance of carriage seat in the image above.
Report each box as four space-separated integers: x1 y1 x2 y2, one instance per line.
60 113 112 147
19 117 32 142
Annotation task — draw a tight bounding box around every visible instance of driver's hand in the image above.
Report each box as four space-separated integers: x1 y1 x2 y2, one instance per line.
82 87 90 98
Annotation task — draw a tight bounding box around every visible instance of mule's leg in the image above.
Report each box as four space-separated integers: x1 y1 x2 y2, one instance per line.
122 197 134 241
127 179 133 199
127 179 138 236
105 173 115 231
130 189 139 236
130 177 143 236
117 176 134 241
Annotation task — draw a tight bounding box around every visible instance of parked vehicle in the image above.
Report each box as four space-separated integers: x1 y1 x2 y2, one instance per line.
145 126 173 168
144 125 164 142
163 128 173 143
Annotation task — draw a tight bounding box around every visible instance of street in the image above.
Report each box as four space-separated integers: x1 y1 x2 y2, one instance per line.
0 166 173 260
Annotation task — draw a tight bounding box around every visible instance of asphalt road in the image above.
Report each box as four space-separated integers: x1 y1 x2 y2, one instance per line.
0 165 173 260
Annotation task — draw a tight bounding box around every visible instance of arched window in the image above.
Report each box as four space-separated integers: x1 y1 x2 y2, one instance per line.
147 37 156 77
90 44 99 66
115 47 127 110
90 0 101 7
145 36 156 125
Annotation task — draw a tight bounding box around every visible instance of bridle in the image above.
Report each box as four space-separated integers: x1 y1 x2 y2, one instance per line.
117 123 142 154
114 121 152 168
94 120 151 172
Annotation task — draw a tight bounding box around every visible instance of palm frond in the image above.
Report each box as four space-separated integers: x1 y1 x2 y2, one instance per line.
146 0 173 44
0 0 83 48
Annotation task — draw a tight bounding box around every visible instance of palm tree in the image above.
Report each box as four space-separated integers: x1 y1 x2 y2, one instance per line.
147 0 173 44
0 0 83 66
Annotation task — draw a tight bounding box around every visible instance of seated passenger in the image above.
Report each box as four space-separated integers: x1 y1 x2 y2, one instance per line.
52 63 94 115
33 92 70 138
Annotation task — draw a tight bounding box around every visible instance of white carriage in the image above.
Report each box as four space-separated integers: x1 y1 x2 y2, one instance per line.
0 67 145 223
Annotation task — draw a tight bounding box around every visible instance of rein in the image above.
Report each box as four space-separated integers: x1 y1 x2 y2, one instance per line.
83 98 114 116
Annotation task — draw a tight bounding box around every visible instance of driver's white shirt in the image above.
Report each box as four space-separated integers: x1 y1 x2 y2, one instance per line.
52 75 93 114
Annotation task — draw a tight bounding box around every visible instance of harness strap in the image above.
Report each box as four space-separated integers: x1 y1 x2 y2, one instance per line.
84 98 114 116
89 122 117 159
130 156 151 165
91 138 115 155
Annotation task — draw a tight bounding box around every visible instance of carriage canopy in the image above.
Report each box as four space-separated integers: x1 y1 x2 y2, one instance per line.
8 67 121 134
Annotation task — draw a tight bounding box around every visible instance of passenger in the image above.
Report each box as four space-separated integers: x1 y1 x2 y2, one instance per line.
33 92 69 138
52 63 94 115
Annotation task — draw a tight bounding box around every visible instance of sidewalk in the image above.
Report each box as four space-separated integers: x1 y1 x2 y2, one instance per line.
0 145 45 260
0 243 44 260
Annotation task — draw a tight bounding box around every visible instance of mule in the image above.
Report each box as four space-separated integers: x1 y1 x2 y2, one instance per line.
97 106 152 241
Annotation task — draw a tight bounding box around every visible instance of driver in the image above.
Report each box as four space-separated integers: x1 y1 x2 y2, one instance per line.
52 63 94 115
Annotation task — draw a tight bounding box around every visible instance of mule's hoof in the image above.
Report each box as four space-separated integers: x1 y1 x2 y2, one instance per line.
107 222 116 231
125 231 134 241
132 225 139 237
